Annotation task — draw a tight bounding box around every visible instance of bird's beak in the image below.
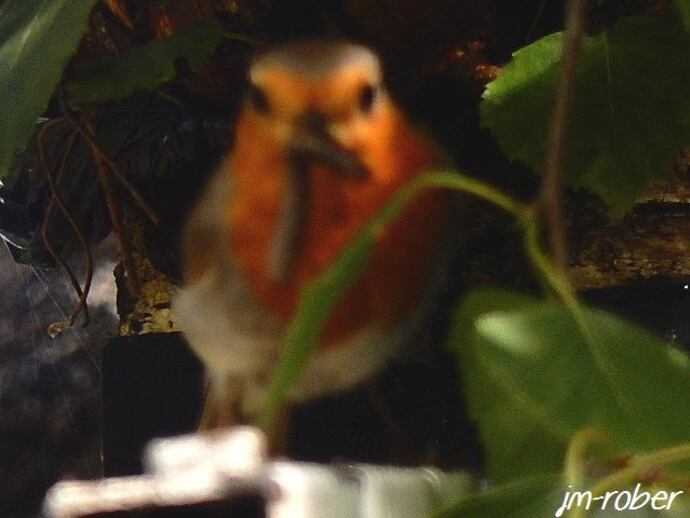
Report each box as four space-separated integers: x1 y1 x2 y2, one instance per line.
288 113 368 180
267 113 367 284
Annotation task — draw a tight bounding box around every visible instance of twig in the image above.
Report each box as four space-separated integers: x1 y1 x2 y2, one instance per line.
540 0 588 272
78 116 140 298
104 0 134 31
366 382 420 464
38 120 93 328
569 442 690 518
39 121 81 297
71 121 161 226
54 129 94 326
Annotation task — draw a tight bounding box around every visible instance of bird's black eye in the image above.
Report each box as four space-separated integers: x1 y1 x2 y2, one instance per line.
249 84 269 114
358 83 378 114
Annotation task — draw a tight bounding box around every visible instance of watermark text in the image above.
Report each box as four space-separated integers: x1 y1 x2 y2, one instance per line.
555 483 683 516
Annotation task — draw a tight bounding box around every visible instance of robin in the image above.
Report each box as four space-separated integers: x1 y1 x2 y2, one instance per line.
174 40 452 429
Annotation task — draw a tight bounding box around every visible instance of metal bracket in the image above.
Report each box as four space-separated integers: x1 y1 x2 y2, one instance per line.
43 427 472 518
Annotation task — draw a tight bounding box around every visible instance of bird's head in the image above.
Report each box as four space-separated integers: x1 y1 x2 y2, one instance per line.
246 40 386 172
237 41 397 283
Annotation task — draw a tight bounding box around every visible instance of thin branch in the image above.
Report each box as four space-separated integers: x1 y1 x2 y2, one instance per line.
71 121 161 226
79 116 140 298
38 120 93 328
57 130 95 327
104 0 134 31
39 121 81 298
540 0 588 272
569 442 690 518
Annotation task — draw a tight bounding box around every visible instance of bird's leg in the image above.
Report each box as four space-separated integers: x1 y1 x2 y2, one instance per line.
197 375 241 431
197 383 218 431
366 381 421 465
266 402 293 457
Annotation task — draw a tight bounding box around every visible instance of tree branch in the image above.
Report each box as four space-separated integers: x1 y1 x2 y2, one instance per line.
540 0 588 271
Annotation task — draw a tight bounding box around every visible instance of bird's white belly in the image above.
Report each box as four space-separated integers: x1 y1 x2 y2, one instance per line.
172 263 401 415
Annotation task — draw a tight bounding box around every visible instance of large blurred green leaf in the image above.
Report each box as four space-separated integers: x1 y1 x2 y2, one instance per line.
449 290 567 481
259 222 376 427
433 474 563 518
480 2 690 215
258 172 437 427
66 17 224 104
258 170 491 427
0 0 97 179
451 289 690 481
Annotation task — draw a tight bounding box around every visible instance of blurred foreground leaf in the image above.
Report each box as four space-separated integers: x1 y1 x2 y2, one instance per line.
449 290 566 481
257 170 513 427
450 289 690 481
480 1 690 215
0 0 97 179
67 17 224 104
434 474 563 518
259 173 440 427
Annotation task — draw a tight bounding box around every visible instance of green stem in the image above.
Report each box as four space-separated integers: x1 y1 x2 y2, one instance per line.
521 213 578 311
260 169 586 430
259 170 526 429
569 442 690 518
412 170 526 217
564 428 613 487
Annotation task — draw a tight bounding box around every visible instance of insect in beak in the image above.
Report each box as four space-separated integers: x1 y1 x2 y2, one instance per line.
267 112 368 284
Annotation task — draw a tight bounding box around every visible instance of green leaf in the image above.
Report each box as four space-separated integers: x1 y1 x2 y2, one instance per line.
451 289 690 481
0 0 97 179
66 17 224 104
449 290 567 481
433 474 563 518
480 4 690 215
258 170 519 428
258 172 428 427
259 225 376 428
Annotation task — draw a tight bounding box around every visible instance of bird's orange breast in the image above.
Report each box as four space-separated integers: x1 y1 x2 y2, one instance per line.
224 104 448 346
